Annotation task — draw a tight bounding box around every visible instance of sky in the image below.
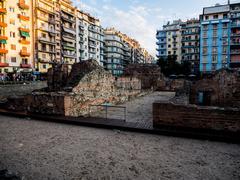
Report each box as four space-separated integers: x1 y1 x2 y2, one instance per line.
72 0 239 56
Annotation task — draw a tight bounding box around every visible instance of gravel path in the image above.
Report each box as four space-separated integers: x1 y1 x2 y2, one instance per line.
0 115 240 180
93 92 175 128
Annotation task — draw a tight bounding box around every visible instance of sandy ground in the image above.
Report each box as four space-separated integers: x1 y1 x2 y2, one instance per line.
92 92 175 128
0 115 240 180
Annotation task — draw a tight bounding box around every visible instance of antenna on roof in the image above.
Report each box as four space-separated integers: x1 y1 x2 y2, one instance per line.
228 0 230 5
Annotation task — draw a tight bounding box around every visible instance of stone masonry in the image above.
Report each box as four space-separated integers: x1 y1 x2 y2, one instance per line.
29 60 143 117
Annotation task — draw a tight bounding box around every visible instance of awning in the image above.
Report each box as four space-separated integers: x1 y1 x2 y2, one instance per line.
20 31 30 37
0 40 7 44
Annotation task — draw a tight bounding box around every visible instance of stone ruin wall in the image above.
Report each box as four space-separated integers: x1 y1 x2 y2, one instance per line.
28 60 144 117
189 70 240 108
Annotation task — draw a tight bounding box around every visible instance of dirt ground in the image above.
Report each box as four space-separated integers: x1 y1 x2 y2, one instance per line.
0 115 240 180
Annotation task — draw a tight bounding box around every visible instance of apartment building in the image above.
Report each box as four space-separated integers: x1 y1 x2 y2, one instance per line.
104 28 131 76
156 30 167 60
156 20 182 63
0 0 33 74
181 19 200 73
58 0 76 68
230 3 240 69
200 4 231 73
116 30 153 64
33 0 59 74
76 9 104 66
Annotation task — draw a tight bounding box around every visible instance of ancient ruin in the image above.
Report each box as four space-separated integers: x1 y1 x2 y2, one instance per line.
28 60 145 117
153 69 240 133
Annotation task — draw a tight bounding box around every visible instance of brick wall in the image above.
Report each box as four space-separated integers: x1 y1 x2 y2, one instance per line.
153 102 240 132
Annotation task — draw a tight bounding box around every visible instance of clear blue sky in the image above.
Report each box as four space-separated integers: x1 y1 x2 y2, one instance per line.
73 0 239 56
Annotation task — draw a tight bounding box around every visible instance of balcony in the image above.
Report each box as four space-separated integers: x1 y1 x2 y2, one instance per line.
18 14 30 21
20 50 30 57
62 52 76 58
62 26 76 35
20 63 31 68
231 42 240 46
232 22 240 28
231 50 240 55
0 35 7 40
18 1 29 10
19 27 30 33
0 22 7 28
231 33 240 37
39 37 56 45
19 39 30 45
0 62 8 67
0 49 8 54
61 13 75 23
0 8 6 14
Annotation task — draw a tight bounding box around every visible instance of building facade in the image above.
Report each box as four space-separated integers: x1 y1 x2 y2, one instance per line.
0 0 33 74
33 0 59 74
156 20 182 63
230 3 240 69
200 4 231 73
156 30 167 60
76 10 104 66
181 19 200 73
104 28 128 76
59 0 76 68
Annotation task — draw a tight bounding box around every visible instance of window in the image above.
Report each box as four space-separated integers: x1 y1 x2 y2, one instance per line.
11 57 16 63
205 16 209 20
213 15 218 19
212 55 217 63
203 31 208 38
223 14 228 19
11 44 16 50
9 7 14 12
10 32 15 38
213 24 218 29
203 47 208 55
212 47 217 54
10 19 15 25
43 65 47 69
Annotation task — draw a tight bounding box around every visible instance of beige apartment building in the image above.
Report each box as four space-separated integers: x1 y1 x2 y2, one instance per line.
33 0 59 74
0 0 33 74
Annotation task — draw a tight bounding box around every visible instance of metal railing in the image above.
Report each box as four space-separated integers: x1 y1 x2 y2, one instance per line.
89 105 126 121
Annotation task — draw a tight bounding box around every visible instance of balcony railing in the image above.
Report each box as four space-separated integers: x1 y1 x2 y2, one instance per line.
20 50 30 57
231 50 240 54
18 14 30 21
232 22 240 27
231 42 240 45
39 37 56 44
0 8 6 14
19 39 30 45
19 27 30 33
18 1 29 9
0 62 9 67
0 49 8 54
0 22 7 28
0 35 7 40
20 63 31 68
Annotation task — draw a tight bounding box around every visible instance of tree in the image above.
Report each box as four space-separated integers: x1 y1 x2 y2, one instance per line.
157 55 192 77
